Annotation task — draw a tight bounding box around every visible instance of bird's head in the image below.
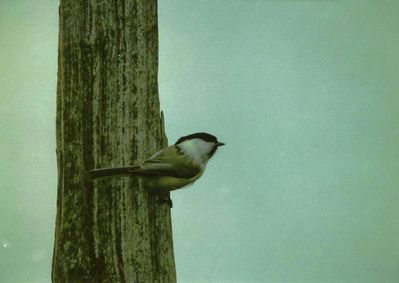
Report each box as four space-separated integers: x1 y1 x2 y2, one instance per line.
175 132 225 162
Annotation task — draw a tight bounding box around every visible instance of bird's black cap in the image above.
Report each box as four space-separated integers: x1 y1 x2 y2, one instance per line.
175 132 218 145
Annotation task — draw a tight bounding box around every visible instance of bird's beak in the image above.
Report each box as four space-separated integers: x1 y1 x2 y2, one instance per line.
217 142 225 147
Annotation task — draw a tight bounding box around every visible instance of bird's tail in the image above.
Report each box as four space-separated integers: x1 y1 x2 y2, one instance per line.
87 166 140 179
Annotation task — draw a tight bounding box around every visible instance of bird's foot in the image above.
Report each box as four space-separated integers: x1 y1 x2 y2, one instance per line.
158 195 173 208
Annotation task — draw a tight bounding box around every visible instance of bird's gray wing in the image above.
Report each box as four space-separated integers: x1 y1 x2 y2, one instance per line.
132 146 201 178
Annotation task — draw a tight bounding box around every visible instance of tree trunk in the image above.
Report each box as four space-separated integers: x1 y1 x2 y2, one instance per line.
52 1 176 282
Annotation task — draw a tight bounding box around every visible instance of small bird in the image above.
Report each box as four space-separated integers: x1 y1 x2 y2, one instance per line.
88 132 225 207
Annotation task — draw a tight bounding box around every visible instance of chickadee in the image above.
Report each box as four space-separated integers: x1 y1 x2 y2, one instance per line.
88 133 225 206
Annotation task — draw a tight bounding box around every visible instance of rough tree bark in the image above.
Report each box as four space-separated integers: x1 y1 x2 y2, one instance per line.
52 1 176 282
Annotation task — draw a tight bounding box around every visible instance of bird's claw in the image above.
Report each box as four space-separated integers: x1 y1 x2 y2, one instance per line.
158 196 173 208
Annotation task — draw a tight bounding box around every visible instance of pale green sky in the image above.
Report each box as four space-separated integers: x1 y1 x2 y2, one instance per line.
1 1 399 282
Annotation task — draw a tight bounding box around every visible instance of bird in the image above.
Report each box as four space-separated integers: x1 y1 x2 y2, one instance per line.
88 132 225 207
